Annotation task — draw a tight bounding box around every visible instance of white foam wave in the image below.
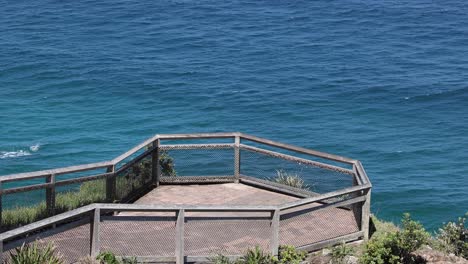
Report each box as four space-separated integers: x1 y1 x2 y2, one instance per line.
0 143 40 159
30 143 40 152
0 150 32 159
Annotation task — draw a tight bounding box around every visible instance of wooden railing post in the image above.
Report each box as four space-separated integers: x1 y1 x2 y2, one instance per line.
361 188 371 240
0 181 2 232
46 174 56 216
175 209 185 264
0 239 3 264
234 135 241 183
271 209 280 256
152 139 161 187
90 208 101 257
106 165 116 203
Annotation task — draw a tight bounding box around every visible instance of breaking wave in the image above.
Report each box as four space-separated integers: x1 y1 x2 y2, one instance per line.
0 144 40 159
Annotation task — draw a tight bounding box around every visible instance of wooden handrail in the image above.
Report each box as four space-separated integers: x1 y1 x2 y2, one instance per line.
0 203 277 242
0 161 113 183
239 133 357 164
0 132 359 184
239 144 354 175
279 183 371 211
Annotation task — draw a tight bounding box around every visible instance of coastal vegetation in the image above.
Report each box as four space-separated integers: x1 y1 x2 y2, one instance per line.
9 241 63 264
360 213 430 264
270 169 310 190
1 156 155 231
310 213 468 264
2 180 107 230
1 150 179 231
208 245 307 264
434 214 468 259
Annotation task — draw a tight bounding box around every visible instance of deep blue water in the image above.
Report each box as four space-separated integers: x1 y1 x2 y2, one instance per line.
1 0 468 231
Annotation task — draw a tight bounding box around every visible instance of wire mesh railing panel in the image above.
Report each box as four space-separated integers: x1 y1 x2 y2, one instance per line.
184 214 271 256
2 220 91 263
115 152 153 202
99 214 176 257
158 147 234 178
279 202 361 247
55 179 106 213
239 139 354 171
1 189 47 232
240 149 354 194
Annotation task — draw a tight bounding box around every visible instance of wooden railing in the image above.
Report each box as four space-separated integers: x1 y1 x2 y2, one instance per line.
0 132 372 262
0 181 370 263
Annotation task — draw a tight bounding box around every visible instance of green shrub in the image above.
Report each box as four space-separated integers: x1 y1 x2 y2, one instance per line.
360 213 429 264
360 231 400 264
240 246 275 264
435 213 468 259
96 251 137 264
159 150 176 176
397 213 430 260
77 256 100 264
9 241 64 264
208 254 235 264
209 245 305 264
271 169 310 190
330 243 355 264
278 245 307 264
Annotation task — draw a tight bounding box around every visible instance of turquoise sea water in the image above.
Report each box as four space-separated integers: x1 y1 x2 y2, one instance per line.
1 0 467 230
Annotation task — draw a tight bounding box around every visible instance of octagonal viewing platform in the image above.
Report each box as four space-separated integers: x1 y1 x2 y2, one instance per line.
0 133 371 263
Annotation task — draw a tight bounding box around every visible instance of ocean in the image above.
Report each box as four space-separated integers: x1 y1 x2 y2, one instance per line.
1 0 467 231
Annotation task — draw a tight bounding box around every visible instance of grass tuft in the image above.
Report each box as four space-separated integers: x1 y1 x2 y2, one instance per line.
271 169 310 190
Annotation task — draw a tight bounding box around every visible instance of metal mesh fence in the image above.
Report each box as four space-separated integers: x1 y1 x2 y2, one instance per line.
115 153 153 202
239 139 355 171
158 147 235 178
1 189 47 232
55 179 106 213
99 214 176 257
2 219 91 263
240 149 354 193
279 202 361 247
185 213 272 256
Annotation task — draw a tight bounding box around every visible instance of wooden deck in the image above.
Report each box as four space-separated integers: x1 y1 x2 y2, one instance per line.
3 183 360 263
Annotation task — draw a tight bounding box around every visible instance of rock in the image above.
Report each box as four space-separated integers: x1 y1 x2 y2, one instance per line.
307 253 331 264
413 248 468 264
344 255 359 264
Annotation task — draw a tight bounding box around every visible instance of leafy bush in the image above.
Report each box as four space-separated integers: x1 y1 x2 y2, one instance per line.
360 213 429 264
360 231 400 264
278 245 307 264
435 213 468 259
209 245 305 264
331 243 355 264
397 213 430 259
96 251 137 264
208 254 235 264
159 150 176 176
77 256 100 264
96 251 120 264
271 169 310 190
240 246 275 264
9 241 64 264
